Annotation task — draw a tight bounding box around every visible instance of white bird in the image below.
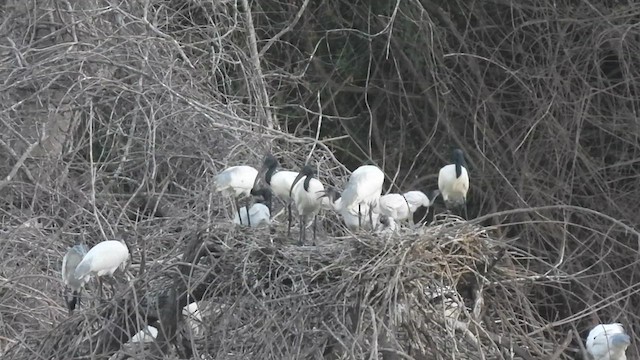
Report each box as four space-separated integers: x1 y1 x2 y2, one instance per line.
183 302 204 336
129 302 203 343
214 165 259 226
586 323 631 360
130 325 158 343
337 164 384 229
378 190 440 225
289 165 325 245
324 188 379 232
61 244 89 314
376 214 397 234
74 240 130 298
233 188 272 227
254 155 299 233
438 148 470 219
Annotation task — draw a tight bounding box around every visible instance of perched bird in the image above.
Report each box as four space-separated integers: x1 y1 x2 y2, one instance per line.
183 302 204 336
233 188 272 227
378 190 440 225
376 214 397 234
438 149 470 219
324 187 379 232
129 325 158 343
254 154 299 233
74 240 130 298
586 323 631 360
61 244 89 314
289 165 325 245
337 164 384 228
214 165 259 226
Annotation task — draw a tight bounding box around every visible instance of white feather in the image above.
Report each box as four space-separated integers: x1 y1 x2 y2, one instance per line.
233 203 271 227
129 326 158 343
291 176 325 220
330 197 378 231
267 170 299 201
74 240 130 284
338 165 384 213
214 166 258 197
438 164 469 206
586 323 631 360
183 302 204 336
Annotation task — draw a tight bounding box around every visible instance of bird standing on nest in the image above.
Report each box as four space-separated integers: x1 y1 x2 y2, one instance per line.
336 164 384 229
254 154 299 233
586 323 631 360
377 190 440 226
323 187 379 232
214 165 259 226
74 240 130 299
61 244 89 314
438 148 469 219
289 165 325 246
233 187 273 227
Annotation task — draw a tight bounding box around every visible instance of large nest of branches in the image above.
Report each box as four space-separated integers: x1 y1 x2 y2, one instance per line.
3 214 580 359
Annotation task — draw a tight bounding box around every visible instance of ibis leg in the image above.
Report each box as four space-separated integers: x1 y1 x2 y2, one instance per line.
235 198 243 225
246 197 252 227
298 215 305 246
369 206 374 229
98 277 104 300
463 202 468 220
287 202 292 237
312 215 317 246
358 204 362 228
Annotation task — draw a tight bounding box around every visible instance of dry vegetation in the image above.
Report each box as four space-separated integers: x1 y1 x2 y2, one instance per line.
0 0 639 359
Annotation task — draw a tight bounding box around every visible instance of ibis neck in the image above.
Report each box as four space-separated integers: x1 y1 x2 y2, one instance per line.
265 166 276 184
455 162 462 178
304 176 312 192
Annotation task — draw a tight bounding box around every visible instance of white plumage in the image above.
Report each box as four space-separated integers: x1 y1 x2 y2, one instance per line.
215 165 259 225
586 323 631 360
130 325 158 343
331 196 379 231
376 214 397 234
290 165 325 245
214 165 258 197
438 149 470 218
183 302 204 336
378 190 440 223
129 302 204 343
256 155 299 232
61 244 89 313
338 165 384 228
233 203 271 227
74 240 130 284
258 155 298 201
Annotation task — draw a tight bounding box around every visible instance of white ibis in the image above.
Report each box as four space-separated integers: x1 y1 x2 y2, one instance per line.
586 323 631 360
74 240 130 298
337 164 384 228
214 165 258 226
130 325 158 343
376 214 397 234
233 187 272 227
129 302 203 343
183 302 204 336
438 149 470 219
323 187 379 232
61 244 89 314
378 190 440 225
254 154 299 234
289 165 325 245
